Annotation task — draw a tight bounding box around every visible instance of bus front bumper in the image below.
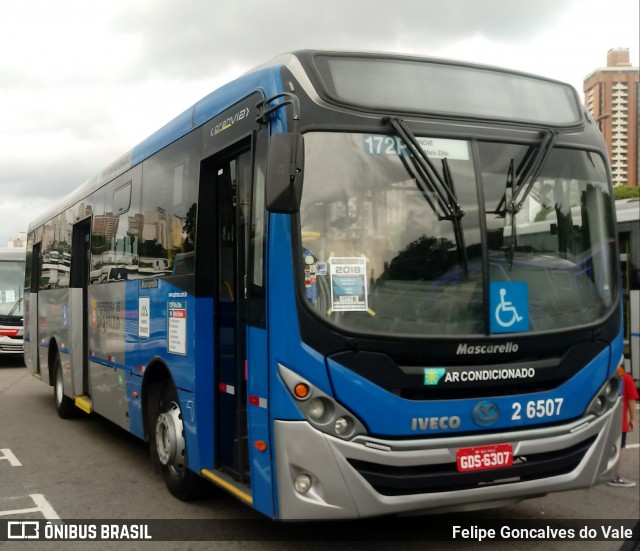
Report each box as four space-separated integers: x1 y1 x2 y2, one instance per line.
273 400 621 520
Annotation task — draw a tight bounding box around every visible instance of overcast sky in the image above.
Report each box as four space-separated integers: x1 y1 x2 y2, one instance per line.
1 0 638 246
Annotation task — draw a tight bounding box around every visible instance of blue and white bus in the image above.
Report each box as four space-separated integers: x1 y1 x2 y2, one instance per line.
24 51 623 519
616 198 639 386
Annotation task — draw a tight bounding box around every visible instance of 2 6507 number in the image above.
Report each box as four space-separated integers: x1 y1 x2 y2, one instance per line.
511 398 563 421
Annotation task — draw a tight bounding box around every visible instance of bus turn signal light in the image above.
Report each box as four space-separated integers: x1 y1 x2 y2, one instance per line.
294 383 309 399
253 440 267 452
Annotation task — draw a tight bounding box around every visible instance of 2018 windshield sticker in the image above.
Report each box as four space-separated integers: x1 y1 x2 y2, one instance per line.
329 257 368 312
363 135 470 160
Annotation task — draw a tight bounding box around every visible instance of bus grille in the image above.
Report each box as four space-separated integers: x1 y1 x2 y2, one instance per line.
347 435 596 496
0 343 23 353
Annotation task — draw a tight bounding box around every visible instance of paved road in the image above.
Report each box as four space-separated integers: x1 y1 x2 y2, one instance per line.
1 357 638 550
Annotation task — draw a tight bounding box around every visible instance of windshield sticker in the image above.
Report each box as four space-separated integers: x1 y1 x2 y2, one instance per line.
304 270 318 304
490 282 529 334
330 257 368 312
363 135 469 160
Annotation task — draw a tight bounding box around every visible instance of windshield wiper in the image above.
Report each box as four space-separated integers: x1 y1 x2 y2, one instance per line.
493 129 558 218
385 117 463 219
508 128 557 215
494 129 557 268
442 156 468 275
384 116 468 275
7 297 23 318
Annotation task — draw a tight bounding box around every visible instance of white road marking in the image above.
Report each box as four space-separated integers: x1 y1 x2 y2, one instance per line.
0 448 22 467
0 494 61 519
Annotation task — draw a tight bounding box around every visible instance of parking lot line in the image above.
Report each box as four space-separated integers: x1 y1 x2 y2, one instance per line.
0 449 22 467
0 494 60 520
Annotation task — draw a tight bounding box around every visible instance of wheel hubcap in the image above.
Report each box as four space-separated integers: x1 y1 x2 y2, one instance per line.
155 401 186 473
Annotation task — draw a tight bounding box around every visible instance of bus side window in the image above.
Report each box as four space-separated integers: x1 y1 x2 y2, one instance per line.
140 134 198 277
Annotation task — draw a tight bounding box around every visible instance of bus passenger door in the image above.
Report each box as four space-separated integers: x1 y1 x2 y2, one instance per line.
27 242 42 375
214 148 252 483
70 219 91 396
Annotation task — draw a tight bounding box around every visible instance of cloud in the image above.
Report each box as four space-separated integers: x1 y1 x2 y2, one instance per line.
0 198 50 240
112 0 583 81
0 0 636 246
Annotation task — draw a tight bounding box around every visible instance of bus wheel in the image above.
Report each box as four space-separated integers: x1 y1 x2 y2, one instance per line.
152 385 203 500
53 354 75 419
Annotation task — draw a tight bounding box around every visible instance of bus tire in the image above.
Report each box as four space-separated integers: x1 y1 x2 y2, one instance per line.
53 354 76 419
151 384 203 500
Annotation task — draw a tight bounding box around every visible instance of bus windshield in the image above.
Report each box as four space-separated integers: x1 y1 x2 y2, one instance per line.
0 258 25 319
299 132 617 337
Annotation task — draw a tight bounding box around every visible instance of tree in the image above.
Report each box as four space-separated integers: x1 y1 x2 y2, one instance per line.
614 186 640 200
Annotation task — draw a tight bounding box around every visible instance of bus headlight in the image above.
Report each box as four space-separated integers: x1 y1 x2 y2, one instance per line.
586 374 619 417
306 397 331 422
278 363 367 440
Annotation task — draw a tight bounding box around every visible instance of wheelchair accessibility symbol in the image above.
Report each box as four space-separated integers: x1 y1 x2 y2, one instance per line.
490 282 529 334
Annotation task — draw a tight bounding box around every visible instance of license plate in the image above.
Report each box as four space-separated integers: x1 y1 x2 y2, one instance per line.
456 443 513 472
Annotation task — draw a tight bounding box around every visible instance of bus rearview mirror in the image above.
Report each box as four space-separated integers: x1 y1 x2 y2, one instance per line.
266 133 304 213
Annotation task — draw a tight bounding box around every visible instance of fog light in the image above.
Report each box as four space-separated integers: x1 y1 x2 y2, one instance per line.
335 416 353 437
294 474 312 494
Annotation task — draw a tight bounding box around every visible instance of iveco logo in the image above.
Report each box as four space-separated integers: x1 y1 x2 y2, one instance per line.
411 415 461 431
472 401 499 427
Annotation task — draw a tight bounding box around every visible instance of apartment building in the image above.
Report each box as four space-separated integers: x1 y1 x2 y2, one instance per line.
584 48 639 187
